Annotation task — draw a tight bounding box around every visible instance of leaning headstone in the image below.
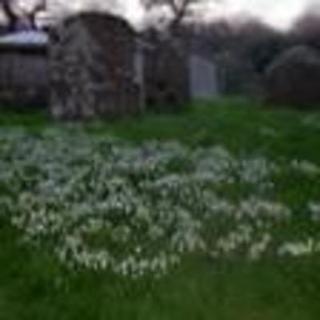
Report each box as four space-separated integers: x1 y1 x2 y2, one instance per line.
49 12 143 120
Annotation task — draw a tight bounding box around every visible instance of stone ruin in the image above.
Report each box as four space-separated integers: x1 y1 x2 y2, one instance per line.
49 12 143 120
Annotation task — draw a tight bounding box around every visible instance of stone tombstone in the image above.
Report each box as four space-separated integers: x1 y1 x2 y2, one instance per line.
265 45 320 108
215 51 261 97
49 12 143 120
189 54 219 100
133 43 145 109
143 37 190 112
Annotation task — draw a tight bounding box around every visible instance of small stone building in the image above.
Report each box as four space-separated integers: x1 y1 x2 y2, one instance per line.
50 12 143 120
0 31 48 108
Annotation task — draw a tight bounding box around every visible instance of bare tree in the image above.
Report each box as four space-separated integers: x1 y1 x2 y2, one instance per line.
23 0 47 29
0 0 19 31
291 11 320 50
143 0 207 34
0 0 47 31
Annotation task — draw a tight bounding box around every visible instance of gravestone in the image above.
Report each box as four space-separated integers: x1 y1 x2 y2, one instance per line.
143 37 190 111
49 12 143 120
215 51 261 97
265 45 320 108
189 54 219 100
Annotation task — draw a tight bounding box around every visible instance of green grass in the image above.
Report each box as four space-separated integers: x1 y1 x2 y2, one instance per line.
1 98 320 319
1 98 319 160
2 225 320 320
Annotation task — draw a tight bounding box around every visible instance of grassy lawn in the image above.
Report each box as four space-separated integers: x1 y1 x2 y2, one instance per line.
1 99 320 319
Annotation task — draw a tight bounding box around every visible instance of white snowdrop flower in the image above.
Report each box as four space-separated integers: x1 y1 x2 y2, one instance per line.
259 127 279 138
248 233 272 261
135 206 151 222
302 115 320 129
148 225 165 240
291 160 320 176
308 202 320 222
278 239 315 257
135 246 142 254
0 129 316 277
239 158 274 184
314 241 320 252
111 225 131 243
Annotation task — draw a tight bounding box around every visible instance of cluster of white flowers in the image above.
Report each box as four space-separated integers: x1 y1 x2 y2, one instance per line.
0 128 319 277
309 202 320 222
278 239 320 257
302 115 320 130
259 126 279 138
291 160 320 176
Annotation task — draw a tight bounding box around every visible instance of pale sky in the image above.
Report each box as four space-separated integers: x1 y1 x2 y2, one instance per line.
77 0 318 30
13 0 320 30
205 0 319 30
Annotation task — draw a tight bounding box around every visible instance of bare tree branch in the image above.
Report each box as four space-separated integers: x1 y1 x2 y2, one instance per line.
143 0 201 33
0 0 47 31
22 0 47 29
0 0 19 31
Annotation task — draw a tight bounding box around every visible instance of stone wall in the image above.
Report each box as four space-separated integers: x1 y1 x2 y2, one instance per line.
49 13 142 120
